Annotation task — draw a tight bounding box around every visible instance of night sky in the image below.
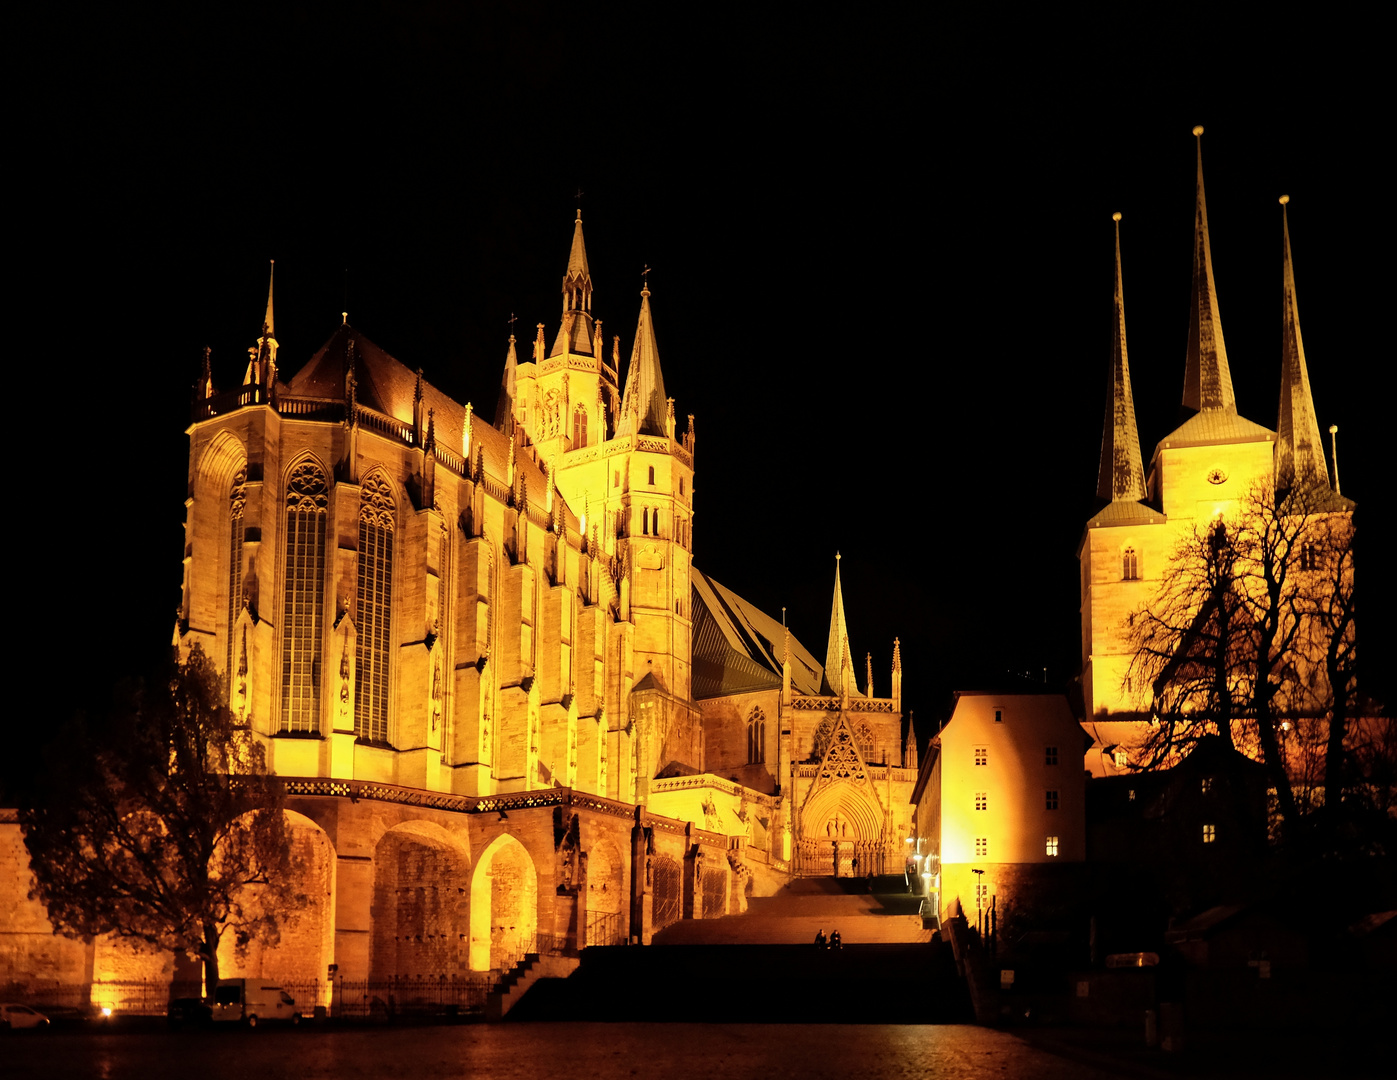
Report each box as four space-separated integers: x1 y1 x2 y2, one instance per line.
16 8 1388 768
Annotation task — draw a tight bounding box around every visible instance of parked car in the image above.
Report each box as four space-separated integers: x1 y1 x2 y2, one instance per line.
167 997 213 1027
211 980 299 1027
0 1004 51 1030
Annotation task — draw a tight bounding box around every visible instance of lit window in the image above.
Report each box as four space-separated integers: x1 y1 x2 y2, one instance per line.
355 472 396 744
1128 789 1136 802
1203 824 1216 844
747 707 766 765
975 747 988 766
1045 746 1058 766
1123 546 1139 580
1201 777 1213 794
1113 749 1128 768
281 462 328 734
975 837 988 856
1046 836 1059 856
1046 790 1058 811
975 792 987 811
227 467 247 689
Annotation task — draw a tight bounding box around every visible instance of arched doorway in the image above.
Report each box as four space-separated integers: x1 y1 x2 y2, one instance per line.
370 822 471 980
468 835 538 972
799 787 883 877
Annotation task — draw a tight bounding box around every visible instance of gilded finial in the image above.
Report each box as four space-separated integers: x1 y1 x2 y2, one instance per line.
342 311 348 325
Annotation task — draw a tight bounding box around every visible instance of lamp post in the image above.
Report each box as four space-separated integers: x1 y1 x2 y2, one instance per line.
971 868 985 938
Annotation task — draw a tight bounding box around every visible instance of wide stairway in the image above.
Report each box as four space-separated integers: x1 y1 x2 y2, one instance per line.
653 875 933 945
509 877 968 1023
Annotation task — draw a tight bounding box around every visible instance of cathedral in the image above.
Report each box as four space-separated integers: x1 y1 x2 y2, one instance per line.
1078 126 1352 771
107 206 912 998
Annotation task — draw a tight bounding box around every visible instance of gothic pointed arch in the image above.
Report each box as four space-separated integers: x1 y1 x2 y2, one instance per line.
800 712 886 848
356 468 397 743
281 456 329 733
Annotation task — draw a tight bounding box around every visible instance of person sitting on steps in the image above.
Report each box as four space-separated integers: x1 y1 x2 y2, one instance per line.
829 929 842 950
813 929 827 948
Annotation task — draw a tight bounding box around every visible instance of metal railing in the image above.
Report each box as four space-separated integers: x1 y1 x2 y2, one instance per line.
331 975 492 1019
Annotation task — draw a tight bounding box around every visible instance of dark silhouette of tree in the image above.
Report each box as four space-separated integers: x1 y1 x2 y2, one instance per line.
1125 480 1371 850
19 646 304 994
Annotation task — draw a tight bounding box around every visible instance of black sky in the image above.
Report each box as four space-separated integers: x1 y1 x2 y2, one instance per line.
16 6 1389 763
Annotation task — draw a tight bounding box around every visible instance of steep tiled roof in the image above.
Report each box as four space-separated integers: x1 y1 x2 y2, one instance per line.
690 568 823 699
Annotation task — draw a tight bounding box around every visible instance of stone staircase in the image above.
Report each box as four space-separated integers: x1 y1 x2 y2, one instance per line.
653 875 934 945
495 877 967 1023
484 952 580 1020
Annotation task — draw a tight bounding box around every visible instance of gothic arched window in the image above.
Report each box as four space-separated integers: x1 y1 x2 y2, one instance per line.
642 507 649 536
1122 546 1139 581
854 722 875 763
356 472 395 743
281 462 328 733
573 405 588 448
227 467 247 687
648 466 655 486
747 707 767 765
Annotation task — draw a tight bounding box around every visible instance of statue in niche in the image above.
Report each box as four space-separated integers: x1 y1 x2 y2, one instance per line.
431 651 443 732
235 627 249 722
337 640 351 727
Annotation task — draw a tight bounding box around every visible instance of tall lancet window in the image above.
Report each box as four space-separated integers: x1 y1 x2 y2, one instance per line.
355 473 396 743
747 707 766 765
281 462 328 733
1122 547 1140 581
573 405 588 448
226 467 247 688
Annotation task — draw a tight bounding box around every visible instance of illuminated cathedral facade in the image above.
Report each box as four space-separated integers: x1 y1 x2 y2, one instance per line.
141 208 916 997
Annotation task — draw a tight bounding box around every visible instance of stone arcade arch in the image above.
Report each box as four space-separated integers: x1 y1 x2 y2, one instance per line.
215 810 336 1005
370 821 472 979
468 835 539 972
586 838 626 946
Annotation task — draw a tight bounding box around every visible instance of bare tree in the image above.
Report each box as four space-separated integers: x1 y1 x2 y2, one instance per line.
19 646 305 994
1125 479 1362 849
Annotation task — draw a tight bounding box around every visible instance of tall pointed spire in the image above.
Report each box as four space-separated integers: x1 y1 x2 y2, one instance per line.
1275 196 1330 493
616 278 668 436
1097 213 1148 502
1182 127 1236 415
262 259 276 340
552 209 596 356
495 333 518 435
823 553 854 697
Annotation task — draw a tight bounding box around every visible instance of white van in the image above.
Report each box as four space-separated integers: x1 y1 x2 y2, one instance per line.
211 979 300 1027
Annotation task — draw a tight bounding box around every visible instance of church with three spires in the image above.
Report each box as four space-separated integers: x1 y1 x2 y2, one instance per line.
1078 126 1353 772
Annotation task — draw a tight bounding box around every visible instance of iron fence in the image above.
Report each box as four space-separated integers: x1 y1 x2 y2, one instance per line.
330 975 492 1019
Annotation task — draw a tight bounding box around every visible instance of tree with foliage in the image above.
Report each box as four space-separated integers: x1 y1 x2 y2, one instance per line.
19 646 304 994
1125 479 1375 852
